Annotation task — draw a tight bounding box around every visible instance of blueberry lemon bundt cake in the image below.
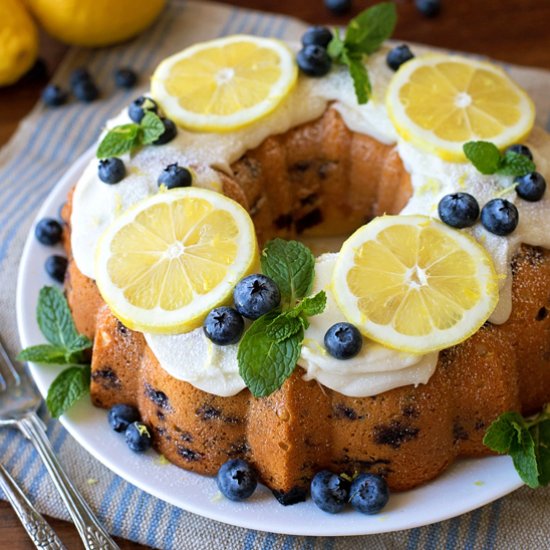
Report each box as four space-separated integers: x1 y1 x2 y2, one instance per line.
58 23 550 506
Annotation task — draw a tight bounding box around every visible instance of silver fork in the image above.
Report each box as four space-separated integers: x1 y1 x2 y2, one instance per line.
0 461 67 549
0 338 119 550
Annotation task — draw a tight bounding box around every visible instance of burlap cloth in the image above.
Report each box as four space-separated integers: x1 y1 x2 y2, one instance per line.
1 1 549 548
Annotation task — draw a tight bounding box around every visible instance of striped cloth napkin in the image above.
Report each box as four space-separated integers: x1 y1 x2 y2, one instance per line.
1 1 550 548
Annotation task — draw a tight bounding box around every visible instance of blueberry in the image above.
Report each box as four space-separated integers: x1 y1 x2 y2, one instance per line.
438 192 480 228
108 404 140 433
153 118 178 146
349 473 389 514
386 45 415 72
35 218 63 245
301 26 333 49
128 96 159 123
415 0 441 17
324 322 362 360
98 157 126 184
233 274 281 320
505 143 533 161
203 307 244 345
216 459 258 501
41 84 68 107
73 79 99 102
324 0 352 16
157 163 193 189
69 67 92 87
297 45 332 77
125 421 152 452
45 255 68 283
480 198 519 236
310 471 351 514
515 172 546 202
114 67 138 89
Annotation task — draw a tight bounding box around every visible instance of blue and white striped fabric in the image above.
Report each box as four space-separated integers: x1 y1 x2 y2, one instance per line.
1 1 549 548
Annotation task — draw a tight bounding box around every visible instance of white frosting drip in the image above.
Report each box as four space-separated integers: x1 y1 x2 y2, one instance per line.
70 44 550 397
145 254 438 397
299 254 439 397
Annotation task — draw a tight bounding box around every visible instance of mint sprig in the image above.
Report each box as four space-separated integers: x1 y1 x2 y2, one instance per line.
18 287 92 418
463 141 535 177
327 2 397 104
238 240 326 397
483 405 550 488
97 109 165 159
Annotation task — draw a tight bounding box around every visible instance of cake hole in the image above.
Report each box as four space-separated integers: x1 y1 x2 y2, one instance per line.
278 441 289 452
276 407 290 421
536 307 548 321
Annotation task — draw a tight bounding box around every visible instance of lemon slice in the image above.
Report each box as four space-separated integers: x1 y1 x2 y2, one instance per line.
150 35 298 132
332 215 498 353
386 54 535 161
95 187 258 334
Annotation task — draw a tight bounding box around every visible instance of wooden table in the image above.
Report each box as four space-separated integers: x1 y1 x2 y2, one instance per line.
1 0 549 548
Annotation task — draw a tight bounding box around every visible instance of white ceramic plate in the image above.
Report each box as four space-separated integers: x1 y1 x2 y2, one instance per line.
16 149 523 536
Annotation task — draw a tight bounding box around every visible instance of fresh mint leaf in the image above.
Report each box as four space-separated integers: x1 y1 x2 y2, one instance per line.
261 239 315 308
97 123 141 159
17 344 69 365
509 428 539 488
297 291 327 317
464 141 536 177
141 112 165 145
327 30 345 59
496 151 536 177
265 315 303 342
345 2 397 55
68 334 93 354
534 420 550 486
463 141 502 175
484 408 550 488
37 287 82 350
46 365 91 418
483 411 524 453
238 313 302 397
346 56 371 105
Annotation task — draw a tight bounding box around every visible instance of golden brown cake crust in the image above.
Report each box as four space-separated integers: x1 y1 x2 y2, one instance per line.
63 109 550 498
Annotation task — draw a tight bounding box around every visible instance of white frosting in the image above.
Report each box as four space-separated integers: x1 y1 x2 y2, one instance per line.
145 254 438 397
70 43 550 398
299 254 439 397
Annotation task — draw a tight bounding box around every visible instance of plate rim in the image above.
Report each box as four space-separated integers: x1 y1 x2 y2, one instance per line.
15 146 524 537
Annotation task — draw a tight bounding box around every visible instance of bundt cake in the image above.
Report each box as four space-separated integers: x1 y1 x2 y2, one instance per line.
59 31 550 505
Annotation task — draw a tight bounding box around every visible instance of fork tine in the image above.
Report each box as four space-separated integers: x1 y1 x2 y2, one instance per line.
0 337 21 388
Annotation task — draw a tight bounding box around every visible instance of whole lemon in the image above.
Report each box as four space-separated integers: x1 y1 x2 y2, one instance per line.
0 0 39 86
26 0 167 47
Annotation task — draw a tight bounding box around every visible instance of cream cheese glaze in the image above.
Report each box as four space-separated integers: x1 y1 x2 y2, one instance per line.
70 44 550 397
145 254 439 397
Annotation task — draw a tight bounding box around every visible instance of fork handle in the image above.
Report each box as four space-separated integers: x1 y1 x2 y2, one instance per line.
17 413 119 550
0 462 67 550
